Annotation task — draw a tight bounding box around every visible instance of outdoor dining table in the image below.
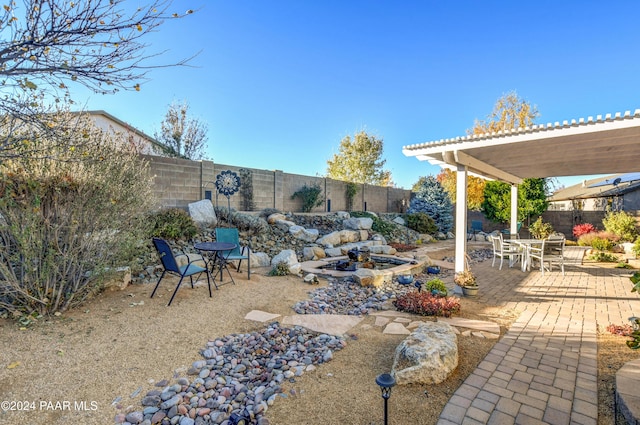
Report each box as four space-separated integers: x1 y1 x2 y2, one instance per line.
511 239 544 272
194 242 237 288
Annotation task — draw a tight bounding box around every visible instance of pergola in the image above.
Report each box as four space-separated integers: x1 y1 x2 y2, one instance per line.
402 109 640 274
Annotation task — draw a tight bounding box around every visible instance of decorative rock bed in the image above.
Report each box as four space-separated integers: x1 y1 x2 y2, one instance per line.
115 323 345 425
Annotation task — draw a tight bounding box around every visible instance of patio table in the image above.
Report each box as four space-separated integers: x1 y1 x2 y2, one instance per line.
512 239 544 272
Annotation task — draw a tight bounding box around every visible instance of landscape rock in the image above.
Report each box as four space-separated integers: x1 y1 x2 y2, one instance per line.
188 200 217 227
393 216 406 225
336 211 350 219
316 231 342 247
250 252 271 267
267 213 287 224
302 246 325 261
271 250 299 274
275 219 296 232
391 322 458 385
339 229 361 243
353 268 386 288
343 217 373 230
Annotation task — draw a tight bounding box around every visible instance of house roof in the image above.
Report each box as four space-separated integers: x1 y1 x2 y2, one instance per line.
402 109 640 184
549 174 640 201
85 110 164 150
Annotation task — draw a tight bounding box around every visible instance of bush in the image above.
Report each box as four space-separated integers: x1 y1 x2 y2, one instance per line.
406 212 438 234
424 278 447 294
572 223 596 239
0 112 155 315
291 183 323 213
268 261 290 276
350 211 397 239
149 208 198 240
589 251 619 262
591 237 614 252
602 211 638 242
529 216 554 239
393 291 460 317
633 236 640 257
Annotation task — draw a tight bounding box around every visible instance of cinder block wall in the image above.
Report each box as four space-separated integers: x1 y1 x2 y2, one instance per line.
144 155 411 213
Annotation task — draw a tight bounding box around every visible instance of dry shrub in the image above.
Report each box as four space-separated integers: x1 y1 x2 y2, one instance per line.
0 111 155 315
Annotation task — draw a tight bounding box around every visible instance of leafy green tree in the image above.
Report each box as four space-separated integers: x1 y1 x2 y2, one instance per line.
154 101 209 160
0 0 194 160
408 176 453 233
481 178 549 223
326 131 392 186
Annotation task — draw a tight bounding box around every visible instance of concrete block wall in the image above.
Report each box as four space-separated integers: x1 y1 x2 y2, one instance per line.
144 155 411 213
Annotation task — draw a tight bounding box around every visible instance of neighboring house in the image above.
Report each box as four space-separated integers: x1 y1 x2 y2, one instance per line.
86 110 163 155
548 173 640 212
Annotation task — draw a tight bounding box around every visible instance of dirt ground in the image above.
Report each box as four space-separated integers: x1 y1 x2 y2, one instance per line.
0 245 637 425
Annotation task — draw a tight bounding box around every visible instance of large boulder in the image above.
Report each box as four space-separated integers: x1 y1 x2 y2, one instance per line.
353 268 386 288
188 200 217 227
303 246 326 261
250 252 271 267
267 213 287 224
391 322 458 385
271 249 301 275
316 231 342 247
289 225 319 243
343 217 373 230
339 229 361 243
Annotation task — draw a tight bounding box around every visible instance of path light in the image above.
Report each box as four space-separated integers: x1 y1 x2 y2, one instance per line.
229 409 250 425
376 373 396 425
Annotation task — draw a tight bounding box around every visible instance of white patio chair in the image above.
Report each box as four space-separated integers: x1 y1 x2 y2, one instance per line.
528 237 565 275
489 234 522 270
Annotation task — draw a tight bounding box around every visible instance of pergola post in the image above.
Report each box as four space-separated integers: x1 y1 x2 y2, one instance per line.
510 184 518 235
455 164 468 274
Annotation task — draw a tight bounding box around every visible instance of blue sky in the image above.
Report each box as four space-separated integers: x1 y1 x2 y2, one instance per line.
75 1 640 190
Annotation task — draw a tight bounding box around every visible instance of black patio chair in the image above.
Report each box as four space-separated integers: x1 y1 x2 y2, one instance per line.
150 237 212 306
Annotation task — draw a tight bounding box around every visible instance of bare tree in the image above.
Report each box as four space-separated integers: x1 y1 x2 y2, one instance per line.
0 0 195 158
154 100 208 160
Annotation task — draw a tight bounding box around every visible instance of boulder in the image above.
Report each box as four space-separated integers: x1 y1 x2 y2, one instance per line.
250 252 271 267
369 245 397 255
267 213 287 224
289 226 319 243
275 219 295 232
316 231 342 247
175 253 206 268
353 268 386 288
324 248 343 257
343 217 373 230
303 246 325 261
393 216 406 226
103 267 131 291
271 249 299 268
188 200 217 227
339 229 361 243
391 322 458 385
336 211 350 219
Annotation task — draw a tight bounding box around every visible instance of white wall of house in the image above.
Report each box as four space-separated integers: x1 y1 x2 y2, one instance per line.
89 111 156 155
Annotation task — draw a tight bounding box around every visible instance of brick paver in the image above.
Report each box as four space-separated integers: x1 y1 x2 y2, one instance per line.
436 246 640 424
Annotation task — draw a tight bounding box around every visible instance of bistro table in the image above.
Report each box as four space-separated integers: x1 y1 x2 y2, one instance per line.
194 242 237 288
512 239 544 272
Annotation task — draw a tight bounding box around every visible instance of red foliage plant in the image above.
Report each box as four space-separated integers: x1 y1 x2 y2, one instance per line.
573 223 596 238
393 291 460 317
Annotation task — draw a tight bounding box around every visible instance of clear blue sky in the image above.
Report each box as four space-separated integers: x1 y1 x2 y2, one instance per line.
75 1 640 190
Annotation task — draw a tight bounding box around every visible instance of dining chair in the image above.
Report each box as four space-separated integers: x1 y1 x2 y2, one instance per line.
150 237 212 306
215 227 251 280
490 234 522 270
528 237 565 275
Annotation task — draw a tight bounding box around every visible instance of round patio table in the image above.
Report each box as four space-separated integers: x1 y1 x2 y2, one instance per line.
194 242 237 288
